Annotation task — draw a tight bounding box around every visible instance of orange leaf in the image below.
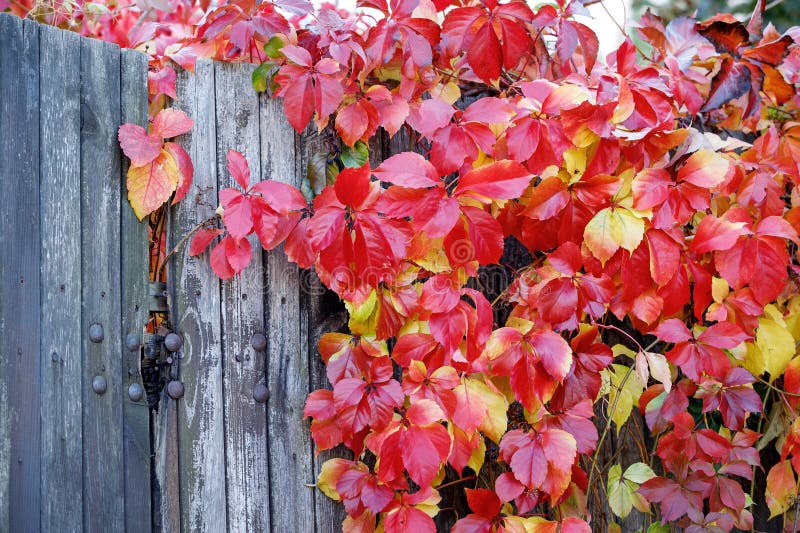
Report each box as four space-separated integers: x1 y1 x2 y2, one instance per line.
127 148 180 220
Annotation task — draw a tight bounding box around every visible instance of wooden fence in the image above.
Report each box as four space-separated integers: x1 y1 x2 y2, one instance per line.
0 12 152 532
0 13 353 532
155 61 351 532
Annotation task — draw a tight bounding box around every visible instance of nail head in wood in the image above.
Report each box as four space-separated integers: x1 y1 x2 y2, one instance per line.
253 383 269 403
164 332 183 352
128 383 144 402
89 323 104 343
166 380 184 400
92 375 107 395
250 333 267 352
125 333 141 351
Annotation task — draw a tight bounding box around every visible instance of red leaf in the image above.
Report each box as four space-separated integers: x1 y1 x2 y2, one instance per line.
219 188 254 238
336 100 370 147
384 505 436 533
689 214 747 254
465 488 500 518
696 19 749 54
454 160 532 202
335 164 372 208
227 149 251 190
701 57 751 112
148 66 177 99
165 142 194 205
119 123 162 167
530 330 573 381
224 235 252 273
210 240 235 279
373 152 440 188
189 228 223 256
467 21 502 82
652 318 692 343
461 206 504 265
281 71 315 132
251 180 308 213
151 108 194 139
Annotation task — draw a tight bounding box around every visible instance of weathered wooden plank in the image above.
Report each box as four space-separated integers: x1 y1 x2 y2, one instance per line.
153 390 181 533
80 35 125 532
260 93 316 532
0 14 41 533
38 23 83 533
170 59 228 532
215 62 271 532
298 126 351 533
120 47 153 533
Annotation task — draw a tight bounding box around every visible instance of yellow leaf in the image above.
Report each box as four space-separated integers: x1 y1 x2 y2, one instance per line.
752 316 796 382
465 376 508 443
584 207 645 265
711 277 730 303
317 458 354 501
346 290 377 336
127 148 179 220
430 81 461 105
562 148 587 180
604 364 644 433
784 296 800 341
467 435 486 474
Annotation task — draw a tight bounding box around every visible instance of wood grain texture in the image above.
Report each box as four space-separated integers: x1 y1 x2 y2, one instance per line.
153 394 181 533
215 62 271 532
171 59 228 533
0 14 41 533
38 23 83 533
260 92 316 533
80 35 125 533
120 47 153 533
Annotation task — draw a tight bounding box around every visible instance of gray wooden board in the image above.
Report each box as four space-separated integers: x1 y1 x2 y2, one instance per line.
80 35 125 532
38 23 83 533
171 59 228 532
260 92 316 532
153 396 181 533
120 47 153 533
215 62 271 532
0 14 41 533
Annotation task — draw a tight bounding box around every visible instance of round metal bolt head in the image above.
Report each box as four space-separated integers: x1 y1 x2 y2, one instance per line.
128 383 144 402
253 383 269 403
92 375 107 395
164 333 183 352
250 333 267 352
89 323 104 343
166 380 185 400
125 333 141 352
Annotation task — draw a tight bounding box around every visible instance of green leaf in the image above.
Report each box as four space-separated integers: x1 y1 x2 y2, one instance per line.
252 62 277 93
340 140 369 168
607 465 635 519
264 35 285 59
624 462 656 484
608 463 656 519
304 151 329 201
647 524 670 533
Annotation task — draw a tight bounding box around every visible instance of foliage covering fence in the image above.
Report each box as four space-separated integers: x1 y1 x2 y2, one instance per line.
3 3 800 531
